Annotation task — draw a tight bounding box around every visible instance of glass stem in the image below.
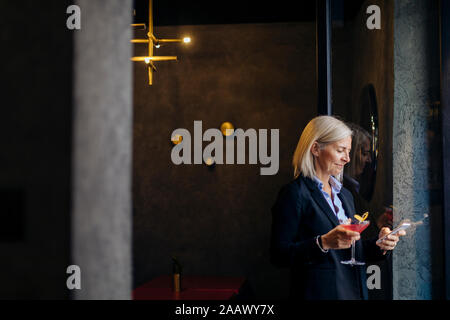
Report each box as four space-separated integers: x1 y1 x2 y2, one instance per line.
351 239 356 261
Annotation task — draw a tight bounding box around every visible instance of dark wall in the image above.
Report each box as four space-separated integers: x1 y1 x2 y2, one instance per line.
441 0 450 300
0 1 73 298
132 22 317 298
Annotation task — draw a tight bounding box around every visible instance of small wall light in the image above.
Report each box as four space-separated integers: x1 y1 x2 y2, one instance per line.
220 122 235 136
204 157 215 166
171 134 183 145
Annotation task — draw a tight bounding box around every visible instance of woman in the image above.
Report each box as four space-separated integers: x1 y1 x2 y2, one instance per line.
270 116 404 300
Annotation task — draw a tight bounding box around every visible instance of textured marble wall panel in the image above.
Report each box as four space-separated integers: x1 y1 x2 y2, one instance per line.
393 0 439 300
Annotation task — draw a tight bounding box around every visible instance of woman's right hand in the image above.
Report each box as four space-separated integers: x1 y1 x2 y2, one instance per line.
321 225 360 250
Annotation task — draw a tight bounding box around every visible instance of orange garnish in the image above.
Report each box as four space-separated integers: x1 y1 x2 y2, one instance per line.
354 212 369 222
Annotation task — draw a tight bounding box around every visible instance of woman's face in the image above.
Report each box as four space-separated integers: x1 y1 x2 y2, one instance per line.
312 136 352 177
356 137 372 176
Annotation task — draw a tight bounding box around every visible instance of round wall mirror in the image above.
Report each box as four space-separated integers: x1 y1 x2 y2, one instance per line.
343 84 379 204
357 84 379 202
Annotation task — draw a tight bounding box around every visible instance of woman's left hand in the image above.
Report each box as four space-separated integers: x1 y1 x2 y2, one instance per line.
376 227 406 255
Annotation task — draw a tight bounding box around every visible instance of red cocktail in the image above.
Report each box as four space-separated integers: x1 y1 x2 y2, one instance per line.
341 220 370 266
341 223 370 233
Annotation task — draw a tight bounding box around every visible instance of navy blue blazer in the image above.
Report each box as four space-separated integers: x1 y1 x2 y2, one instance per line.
270 175 385 300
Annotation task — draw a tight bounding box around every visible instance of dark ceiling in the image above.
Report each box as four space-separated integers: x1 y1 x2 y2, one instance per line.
133 0 366 26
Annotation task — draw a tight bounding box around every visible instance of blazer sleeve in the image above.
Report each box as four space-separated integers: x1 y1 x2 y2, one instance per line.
362 238 390 262
270 183 329 267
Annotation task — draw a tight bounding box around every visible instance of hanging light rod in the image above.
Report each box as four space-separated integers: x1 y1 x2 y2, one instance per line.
130 0 191 85
131 23 147 30
131 39 148 43
131 37 191 45
131 56 178 62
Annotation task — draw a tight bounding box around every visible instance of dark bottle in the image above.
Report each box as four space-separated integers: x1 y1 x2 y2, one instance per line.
172 256 182 292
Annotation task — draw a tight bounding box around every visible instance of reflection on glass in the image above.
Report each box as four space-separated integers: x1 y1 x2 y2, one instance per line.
333 86 379 204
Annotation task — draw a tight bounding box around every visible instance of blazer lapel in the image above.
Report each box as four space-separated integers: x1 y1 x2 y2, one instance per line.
338 191 355 219
301 176 340 227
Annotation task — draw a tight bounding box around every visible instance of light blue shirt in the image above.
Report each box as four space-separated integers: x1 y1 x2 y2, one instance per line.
313 175 348 224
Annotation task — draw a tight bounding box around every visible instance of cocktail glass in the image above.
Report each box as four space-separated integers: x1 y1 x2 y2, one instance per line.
340 220 370 266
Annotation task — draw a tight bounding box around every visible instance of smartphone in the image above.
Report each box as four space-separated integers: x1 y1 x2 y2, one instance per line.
376 222 411 244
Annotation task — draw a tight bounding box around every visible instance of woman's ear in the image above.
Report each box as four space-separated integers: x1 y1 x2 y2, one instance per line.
311 141 320 157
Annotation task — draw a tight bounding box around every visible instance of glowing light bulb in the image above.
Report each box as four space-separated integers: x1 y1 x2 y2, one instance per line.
205 157 215 166
183 37 191 43
144 57 151 64
220 122 234 136
155 44 160 48
171 134 183 145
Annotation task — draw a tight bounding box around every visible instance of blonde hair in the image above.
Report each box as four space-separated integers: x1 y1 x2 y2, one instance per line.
292 116 352 180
